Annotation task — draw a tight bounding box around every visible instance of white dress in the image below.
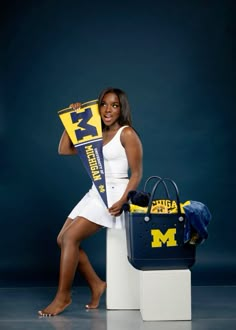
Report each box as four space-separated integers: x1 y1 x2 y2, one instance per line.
68 126 129 229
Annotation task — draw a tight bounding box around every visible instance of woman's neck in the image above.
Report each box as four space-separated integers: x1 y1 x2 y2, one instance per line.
103 124 121 132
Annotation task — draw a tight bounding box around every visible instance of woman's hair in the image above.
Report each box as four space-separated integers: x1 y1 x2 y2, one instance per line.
98 87 132 128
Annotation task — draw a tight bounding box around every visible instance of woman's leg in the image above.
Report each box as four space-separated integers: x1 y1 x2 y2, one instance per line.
57 218 106 309
78 247 106 309
38 217 102 316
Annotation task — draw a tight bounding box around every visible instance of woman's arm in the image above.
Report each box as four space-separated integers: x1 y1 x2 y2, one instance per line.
108 126 143 216
58 102 81 155
58 130 77 155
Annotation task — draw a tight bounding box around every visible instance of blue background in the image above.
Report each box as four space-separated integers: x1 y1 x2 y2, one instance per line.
1 0 235 286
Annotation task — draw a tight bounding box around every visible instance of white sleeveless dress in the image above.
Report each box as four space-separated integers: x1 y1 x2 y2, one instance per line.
68 126 129 229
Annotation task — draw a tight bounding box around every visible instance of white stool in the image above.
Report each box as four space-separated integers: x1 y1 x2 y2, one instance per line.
106 228 140 310
107 310 141 330
140 269 192 321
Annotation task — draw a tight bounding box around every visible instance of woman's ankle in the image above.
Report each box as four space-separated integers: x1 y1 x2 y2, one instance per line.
55 290 71 301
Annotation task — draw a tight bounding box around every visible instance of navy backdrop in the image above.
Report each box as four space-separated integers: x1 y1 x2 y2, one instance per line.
1 0 235 286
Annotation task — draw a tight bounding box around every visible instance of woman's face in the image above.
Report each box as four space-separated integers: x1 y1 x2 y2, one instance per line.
100 92 121 128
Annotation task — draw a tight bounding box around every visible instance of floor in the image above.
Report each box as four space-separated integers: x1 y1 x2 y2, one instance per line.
0 286 235 330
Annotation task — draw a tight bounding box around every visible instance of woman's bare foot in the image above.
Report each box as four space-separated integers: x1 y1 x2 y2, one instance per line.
38 293 72 316
85 281 106 309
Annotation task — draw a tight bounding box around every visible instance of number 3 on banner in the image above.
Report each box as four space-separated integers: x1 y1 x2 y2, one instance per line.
58 100 102 147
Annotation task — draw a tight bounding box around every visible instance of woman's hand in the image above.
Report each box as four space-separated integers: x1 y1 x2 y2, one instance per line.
108 199 126 217
69 102 82 110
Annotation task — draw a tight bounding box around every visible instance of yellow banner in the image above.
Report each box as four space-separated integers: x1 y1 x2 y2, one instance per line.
58 100 102 147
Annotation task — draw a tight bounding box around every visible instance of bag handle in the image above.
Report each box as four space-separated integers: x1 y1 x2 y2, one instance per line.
144 177 183 222
144 176 170 199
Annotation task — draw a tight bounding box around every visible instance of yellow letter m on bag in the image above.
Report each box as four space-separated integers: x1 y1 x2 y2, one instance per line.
151 228 177 248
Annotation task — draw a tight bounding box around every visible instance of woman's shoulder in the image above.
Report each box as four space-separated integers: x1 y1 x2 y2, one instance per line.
120 126 141 144
120 125 139 136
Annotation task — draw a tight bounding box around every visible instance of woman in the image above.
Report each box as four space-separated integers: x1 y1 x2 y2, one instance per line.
38 87 143 316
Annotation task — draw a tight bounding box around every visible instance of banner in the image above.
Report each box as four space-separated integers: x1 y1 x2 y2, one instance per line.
58 100 108 207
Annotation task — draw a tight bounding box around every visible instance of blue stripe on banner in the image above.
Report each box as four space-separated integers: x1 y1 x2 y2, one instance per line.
76 141 108 207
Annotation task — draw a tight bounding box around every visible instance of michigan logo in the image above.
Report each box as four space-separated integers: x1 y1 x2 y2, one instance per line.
151 228 177 247
70 107 98 141
58 100 102 146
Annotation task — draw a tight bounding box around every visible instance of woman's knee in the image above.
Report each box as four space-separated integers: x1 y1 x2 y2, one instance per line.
60 229 80 247
57 234 62 248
